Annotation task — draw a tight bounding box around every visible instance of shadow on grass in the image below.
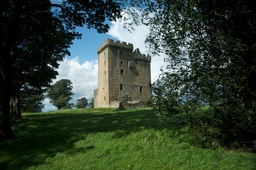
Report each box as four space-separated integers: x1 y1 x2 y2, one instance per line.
0 108 168 169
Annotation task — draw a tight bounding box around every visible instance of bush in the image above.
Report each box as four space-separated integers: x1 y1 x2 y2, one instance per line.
211 104 256 148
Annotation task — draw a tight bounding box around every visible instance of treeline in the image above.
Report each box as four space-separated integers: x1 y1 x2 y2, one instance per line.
19 79 94 113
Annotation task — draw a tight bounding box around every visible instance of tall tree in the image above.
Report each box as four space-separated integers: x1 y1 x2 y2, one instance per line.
124 0 256 146
0 0 121 138
47 79 74 110
76 97 88 108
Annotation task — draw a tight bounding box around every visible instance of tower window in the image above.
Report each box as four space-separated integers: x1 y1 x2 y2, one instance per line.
140 86 143 92
120 51 122 55
120 84 123 90
120 69 124 74
120 61 123 65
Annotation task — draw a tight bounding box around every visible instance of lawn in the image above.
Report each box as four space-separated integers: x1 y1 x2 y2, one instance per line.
0 108 255 169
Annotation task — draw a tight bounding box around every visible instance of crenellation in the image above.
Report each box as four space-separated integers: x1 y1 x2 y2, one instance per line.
134 48 140 53
132 49 151 62
107 38 114 42
97 39 133 54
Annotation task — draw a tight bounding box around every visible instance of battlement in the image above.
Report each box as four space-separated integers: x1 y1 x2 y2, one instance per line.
133 48 151 62
134 53 151 62
97 38 133 54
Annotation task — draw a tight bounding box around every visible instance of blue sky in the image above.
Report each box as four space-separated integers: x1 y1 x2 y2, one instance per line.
69 27 118 64
43 19 166 111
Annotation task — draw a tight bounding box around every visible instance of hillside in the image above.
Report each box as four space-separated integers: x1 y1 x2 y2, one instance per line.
0 108 255 169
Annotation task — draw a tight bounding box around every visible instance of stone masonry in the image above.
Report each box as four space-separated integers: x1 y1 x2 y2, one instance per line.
94 39 151 108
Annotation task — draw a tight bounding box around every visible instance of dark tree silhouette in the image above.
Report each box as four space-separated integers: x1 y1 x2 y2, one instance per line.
0 0 121 139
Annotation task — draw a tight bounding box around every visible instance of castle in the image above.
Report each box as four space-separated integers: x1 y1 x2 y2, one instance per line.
94 39 151 109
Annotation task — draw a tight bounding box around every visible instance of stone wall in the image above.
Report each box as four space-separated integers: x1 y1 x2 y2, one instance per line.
118 99 146 110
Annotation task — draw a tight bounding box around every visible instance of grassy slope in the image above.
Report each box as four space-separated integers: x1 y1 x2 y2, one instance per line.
0 108 255 170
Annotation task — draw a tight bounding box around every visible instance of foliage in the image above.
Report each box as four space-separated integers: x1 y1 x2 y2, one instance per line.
123 0 256 147
88 97 94 108
67 103 75 109
151 77 182 120
20 93 45 113
76 97 88 108
47 79 74 110
210 104 256 147
0 0 121 138
0 108 255 169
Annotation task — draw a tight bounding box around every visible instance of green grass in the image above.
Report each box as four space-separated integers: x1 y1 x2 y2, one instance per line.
0 108 255 169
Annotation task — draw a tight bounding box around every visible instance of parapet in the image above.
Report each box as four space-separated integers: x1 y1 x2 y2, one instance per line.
94 89 98 95
133 49 151 62
97 38 133 54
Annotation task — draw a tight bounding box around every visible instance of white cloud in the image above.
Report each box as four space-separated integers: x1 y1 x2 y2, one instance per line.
43 98 57 112
56 57 98 99
108 15 165 83
43 57 98 112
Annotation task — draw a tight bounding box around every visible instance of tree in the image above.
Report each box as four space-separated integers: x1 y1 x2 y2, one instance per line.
124 0 256 147
20 93 45 113
47 79 74 110
88 97 94 108
76 97 88 108
0 0 121 138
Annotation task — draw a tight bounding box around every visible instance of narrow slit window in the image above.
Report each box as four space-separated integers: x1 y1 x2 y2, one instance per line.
120 84 123 90
120 69 124 74
120 61 123 65
140 86 143 92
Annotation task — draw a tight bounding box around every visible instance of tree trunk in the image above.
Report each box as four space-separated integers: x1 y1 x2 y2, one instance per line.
0 45 12 138
10 92 22 119
0 78 12 139
10 95 14 119
0 6 13 138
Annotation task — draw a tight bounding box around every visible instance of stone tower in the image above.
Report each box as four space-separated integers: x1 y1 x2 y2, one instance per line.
94 39 151 108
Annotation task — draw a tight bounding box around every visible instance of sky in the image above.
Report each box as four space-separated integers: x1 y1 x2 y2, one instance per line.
43 19 166 112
